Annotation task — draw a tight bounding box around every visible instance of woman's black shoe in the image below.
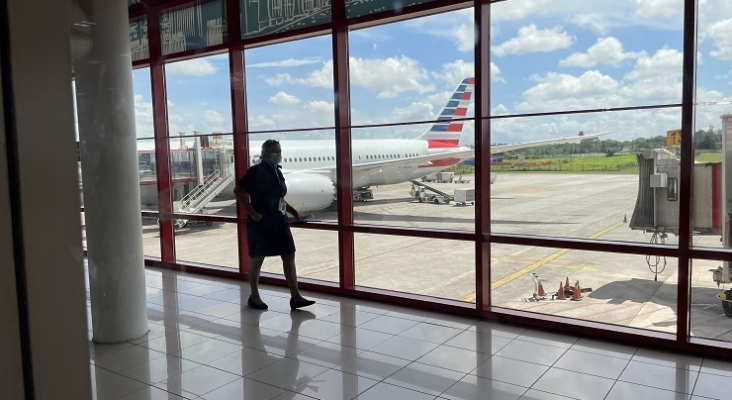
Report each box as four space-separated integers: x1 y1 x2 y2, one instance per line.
247 296 268 310
290 298 316 310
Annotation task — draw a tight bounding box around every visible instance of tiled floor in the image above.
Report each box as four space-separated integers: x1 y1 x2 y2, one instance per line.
87 268 732 400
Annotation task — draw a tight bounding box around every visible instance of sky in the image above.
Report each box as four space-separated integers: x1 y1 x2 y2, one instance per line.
132 0 732 149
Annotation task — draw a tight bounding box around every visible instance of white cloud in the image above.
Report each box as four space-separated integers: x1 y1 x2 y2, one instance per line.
166 58 217 76
134 94 154 138
248 57 323 68
569 13 614 35
432 60 504 87
350 56 434 98
708 18 732 60
492 104 510 116
634 0 683 18
390 102 435 124
403 9 476 53
621 48 683 103
248 115 276 130
624 47 682 81
269 92 301 105
490 107 681 144
560 37 646 67
493 24 575 56
203 110 225 124
491 0 552 22
304 100 334 114
168 114 186 135
261 62 334 89
263 73 291 86
450 23 477 52
516 70 622 111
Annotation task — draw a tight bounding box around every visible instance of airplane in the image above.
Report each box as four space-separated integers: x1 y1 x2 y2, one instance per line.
247 77 610 214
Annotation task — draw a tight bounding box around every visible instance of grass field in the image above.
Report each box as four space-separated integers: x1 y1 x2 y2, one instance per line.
696 152 722 163
448 152 723 174
490 154 639 174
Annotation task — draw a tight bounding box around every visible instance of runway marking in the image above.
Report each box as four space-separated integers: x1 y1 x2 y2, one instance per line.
460 220 626 302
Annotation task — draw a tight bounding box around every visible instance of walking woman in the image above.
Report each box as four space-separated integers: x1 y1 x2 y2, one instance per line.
234 139 315 310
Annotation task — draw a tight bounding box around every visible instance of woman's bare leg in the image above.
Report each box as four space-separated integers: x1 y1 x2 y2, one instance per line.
281 253 308 302
248 257 265 303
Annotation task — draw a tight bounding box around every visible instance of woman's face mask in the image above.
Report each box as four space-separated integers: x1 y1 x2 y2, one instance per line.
269 152 282 164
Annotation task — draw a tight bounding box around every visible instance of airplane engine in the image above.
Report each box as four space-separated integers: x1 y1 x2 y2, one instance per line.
284 172 335 213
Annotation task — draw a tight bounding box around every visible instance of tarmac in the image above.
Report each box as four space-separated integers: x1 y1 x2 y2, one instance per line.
112 172 732 342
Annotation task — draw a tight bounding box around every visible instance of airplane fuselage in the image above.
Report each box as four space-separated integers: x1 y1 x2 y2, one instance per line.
249 139 470 187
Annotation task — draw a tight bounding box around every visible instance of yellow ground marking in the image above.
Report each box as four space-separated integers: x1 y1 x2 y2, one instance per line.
460 220 626 302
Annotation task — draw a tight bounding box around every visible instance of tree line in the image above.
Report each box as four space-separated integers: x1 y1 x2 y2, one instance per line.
495 127 722 158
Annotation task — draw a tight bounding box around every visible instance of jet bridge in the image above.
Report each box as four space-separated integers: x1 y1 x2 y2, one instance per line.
628 148 721 236
629 114 731 315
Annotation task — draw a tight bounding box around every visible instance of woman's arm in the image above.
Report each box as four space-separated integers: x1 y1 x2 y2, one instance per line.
285 201 302 220
234 186 262 221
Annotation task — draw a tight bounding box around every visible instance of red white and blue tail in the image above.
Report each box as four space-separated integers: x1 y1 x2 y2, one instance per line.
418 77 474 148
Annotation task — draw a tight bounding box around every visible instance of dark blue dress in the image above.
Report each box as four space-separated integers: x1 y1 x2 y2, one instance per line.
238 161 296 257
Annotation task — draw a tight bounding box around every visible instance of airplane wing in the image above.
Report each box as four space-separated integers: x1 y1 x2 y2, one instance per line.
490 131 612 155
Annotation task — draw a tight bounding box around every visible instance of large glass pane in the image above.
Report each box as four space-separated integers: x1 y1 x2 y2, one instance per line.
490 244 677 334
138 139 158 210
691 258 732 344
245 131 337 222
349 8 475 126
490 0 683 115
354 233 475 302
168 135 237 218
137 139 162 258
133 67 154 139
692 0 729 250
351 121 475 231
240 0 331 40
245 35 334 131
490 108 685 245
260 228 339 285
165 53 232 137
160 0 226 56
175 221 238 269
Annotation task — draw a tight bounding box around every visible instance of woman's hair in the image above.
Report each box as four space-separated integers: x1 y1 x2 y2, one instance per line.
261 139 280 153
259 139 280 159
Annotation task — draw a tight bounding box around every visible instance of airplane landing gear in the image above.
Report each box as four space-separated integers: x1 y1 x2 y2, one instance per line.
353 187 373 202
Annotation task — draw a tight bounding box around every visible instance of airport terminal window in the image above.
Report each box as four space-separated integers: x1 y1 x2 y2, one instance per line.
244 35 334 132
489 109 682 247
491 243 678 335
691 258 732 345
489 0 683 116
128 0 732 355
691 0 729 250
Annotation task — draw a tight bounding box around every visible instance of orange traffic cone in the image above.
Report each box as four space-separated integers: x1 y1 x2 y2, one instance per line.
537 280 546 297
556 282 566 299
623 214 628 223
564 277 570 291
571 281 582 301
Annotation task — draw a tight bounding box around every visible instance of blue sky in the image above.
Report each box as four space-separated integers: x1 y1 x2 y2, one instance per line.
132 0 732 148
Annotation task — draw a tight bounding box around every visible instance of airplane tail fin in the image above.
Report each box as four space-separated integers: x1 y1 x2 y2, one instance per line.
418 77 474 148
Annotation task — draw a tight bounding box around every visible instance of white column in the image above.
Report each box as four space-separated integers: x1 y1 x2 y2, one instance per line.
1 0 91 397
75 0 148 343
